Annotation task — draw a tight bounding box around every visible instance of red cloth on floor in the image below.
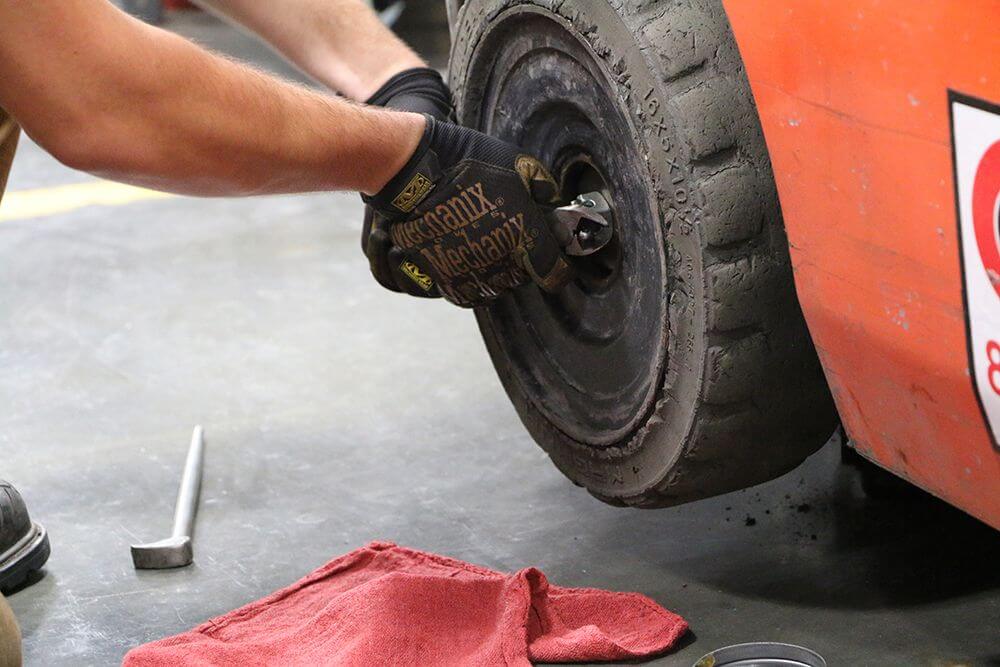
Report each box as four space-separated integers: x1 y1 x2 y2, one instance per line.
123 541 687 666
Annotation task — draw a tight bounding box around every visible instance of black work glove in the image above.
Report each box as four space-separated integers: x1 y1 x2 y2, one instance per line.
362 68 452 298
364 116 572 308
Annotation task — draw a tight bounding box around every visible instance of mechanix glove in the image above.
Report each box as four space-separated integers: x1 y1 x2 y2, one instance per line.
361 68 453 298
364 116 572 308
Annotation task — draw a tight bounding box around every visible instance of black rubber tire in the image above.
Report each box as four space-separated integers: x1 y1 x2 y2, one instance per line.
450 0 837 507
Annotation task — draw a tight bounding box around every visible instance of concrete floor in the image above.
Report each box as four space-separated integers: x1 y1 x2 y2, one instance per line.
3 10 1000 667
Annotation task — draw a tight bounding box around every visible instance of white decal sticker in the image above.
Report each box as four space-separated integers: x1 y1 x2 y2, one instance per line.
951 92 1000 450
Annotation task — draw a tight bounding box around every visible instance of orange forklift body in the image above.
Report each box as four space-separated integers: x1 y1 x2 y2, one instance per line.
723 0 1000 528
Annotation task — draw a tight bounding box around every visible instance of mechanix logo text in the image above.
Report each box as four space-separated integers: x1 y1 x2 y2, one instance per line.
389 181 534 307
391 182 498 247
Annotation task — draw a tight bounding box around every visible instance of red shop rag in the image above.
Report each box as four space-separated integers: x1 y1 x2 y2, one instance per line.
123 541 688 666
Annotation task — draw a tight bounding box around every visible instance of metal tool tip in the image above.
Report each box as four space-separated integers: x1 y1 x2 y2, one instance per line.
130 536 193 570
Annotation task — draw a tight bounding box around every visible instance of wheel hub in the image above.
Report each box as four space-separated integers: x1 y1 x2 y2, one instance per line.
466 10 668 446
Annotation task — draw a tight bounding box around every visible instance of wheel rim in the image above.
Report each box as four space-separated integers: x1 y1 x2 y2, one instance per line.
465 9 668 446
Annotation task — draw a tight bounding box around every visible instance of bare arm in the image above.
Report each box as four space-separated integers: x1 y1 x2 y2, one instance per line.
192 0 425 100
0 0 423 196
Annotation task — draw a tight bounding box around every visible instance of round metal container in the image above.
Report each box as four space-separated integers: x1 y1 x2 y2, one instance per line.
694 642 827 667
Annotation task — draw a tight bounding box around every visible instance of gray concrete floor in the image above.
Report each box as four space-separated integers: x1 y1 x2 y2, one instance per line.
3 9 1000 667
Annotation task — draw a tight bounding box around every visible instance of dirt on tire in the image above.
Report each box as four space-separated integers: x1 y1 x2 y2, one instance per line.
449 0 838 507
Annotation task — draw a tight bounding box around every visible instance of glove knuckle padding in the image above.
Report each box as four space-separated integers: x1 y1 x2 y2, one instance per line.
369 117 574 307
387 162 530 307
515 155 559 204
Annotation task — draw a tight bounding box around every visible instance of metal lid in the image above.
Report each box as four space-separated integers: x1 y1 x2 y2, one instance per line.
694 642 827 667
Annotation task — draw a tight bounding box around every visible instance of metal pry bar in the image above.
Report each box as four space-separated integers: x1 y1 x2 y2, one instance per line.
130 426 206 570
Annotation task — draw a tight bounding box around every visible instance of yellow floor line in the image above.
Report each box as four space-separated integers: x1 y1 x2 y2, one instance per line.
0 180 175 222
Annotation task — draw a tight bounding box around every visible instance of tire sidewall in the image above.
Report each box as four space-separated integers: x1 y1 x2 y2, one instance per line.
451 0 709 498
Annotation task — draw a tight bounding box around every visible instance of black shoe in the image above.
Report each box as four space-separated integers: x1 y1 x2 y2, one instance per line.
0 480 50 593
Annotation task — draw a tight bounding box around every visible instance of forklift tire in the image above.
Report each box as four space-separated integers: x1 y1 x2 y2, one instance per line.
449 0 837 506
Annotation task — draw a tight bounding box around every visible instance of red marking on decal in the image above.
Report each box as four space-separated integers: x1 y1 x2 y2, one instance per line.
973 140 1000 298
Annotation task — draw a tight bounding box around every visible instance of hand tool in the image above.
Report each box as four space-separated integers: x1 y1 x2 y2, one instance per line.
131 426 205 570
551 191 614 256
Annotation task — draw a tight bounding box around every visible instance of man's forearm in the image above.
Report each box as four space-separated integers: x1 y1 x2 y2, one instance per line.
0 1 423 196
193 0 425 100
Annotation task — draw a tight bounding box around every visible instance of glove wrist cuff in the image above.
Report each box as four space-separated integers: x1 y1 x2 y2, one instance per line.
365 68 453 122
366 115 440 218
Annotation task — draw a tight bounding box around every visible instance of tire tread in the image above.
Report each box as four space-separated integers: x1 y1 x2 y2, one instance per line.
451 0 836 509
